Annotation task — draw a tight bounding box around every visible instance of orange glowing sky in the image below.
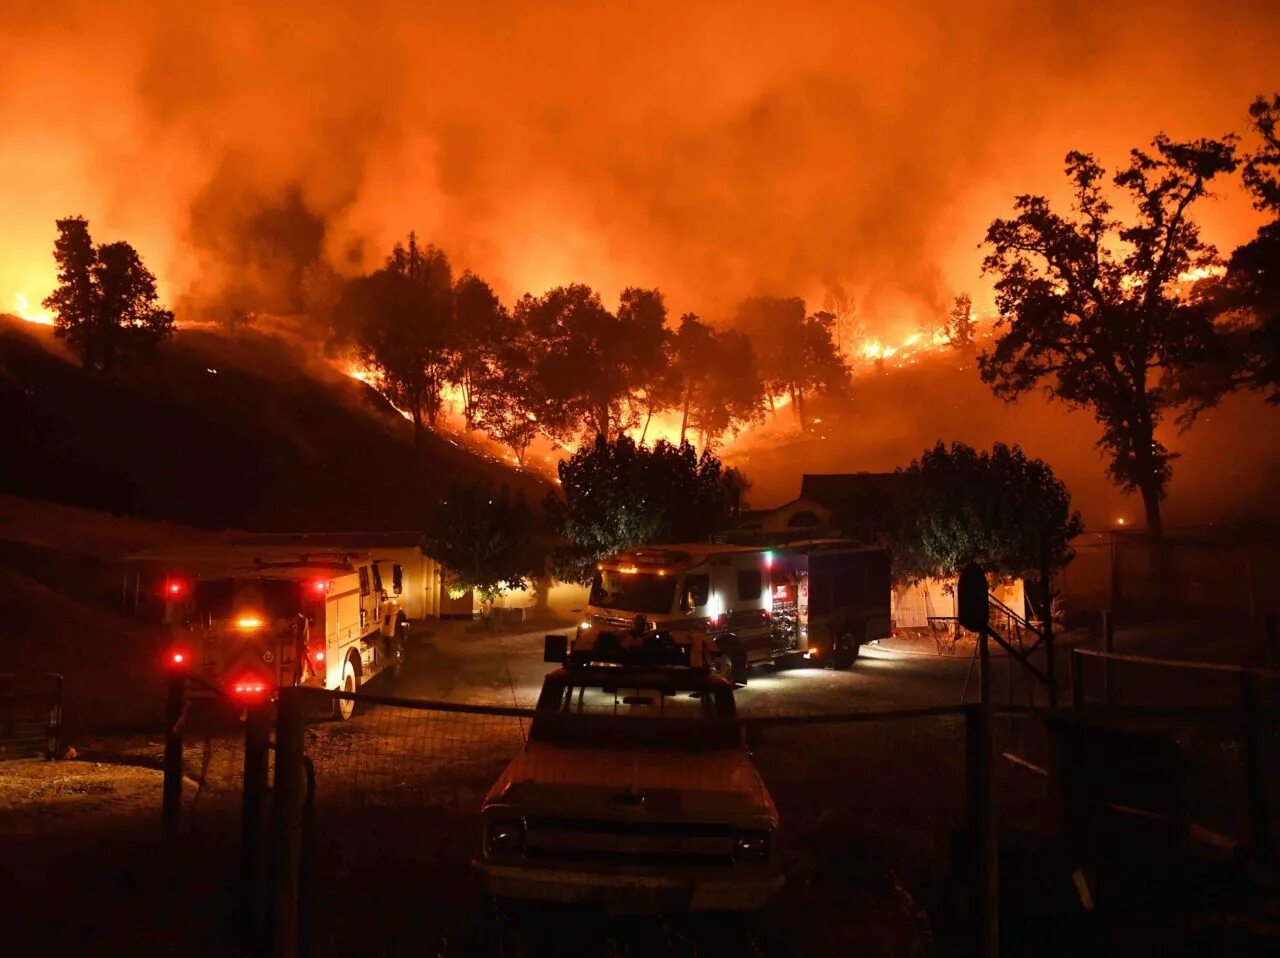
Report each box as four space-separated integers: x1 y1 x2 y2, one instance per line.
2 1 1278 336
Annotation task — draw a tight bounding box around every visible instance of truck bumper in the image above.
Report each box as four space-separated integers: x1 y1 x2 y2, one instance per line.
475 861 784 912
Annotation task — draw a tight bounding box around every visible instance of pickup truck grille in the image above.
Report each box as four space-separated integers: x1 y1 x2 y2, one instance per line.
522 816 739 868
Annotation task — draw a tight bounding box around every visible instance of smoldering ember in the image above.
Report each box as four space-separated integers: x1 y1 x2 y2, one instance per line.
2 3 1279 957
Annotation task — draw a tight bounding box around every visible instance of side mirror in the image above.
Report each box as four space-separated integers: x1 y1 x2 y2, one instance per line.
544 633 569 663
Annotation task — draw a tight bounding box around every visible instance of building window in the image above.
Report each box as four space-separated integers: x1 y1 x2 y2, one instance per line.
737 569 762 601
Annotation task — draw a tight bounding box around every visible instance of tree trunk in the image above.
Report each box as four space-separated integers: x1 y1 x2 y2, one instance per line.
411 405 423 452
640 406 653 444
767 392 776 419
1139 481 1164 536
792 386 807 431
679 393 691 447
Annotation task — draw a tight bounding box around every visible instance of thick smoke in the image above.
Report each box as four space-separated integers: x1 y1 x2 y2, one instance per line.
3 0 1277 331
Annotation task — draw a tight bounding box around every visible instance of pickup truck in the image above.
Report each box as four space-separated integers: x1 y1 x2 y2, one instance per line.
474 629 783 913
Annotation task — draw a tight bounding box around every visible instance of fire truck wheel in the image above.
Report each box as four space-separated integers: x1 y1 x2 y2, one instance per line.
335 657 360 720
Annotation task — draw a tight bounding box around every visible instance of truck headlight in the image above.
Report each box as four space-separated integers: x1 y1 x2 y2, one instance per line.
734 832 771 864
485 818 525 858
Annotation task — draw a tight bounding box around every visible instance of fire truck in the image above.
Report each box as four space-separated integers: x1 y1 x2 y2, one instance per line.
164 556 407 718
580 540 891 685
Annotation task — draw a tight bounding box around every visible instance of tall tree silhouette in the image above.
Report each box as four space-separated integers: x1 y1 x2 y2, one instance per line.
517 284 668 442
670 313 765 446
43 216 174 372
450 271 510 428
338 233 455 449
980 136 1237 534
948 293 976 349
733 296 849 430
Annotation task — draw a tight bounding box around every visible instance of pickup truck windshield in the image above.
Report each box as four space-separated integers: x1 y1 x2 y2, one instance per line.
531 680 739 751
589 571 676 614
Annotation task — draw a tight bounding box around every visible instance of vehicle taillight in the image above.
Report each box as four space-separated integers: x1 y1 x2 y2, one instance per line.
231 679 269 699
168 649 189 668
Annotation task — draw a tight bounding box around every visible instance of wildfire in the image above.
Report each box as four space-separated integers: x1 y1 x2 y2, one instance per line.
13 293 53 326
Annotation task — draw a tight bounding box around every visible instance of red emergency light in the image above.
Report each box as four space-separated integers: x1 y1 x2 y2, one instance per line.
165 578 188 599
231 679 269 699
311 579 329 594
168 648 190 668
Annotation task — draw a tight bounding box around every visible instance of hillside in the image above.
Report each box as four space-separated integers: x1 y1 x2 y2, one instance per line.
0 314 550 531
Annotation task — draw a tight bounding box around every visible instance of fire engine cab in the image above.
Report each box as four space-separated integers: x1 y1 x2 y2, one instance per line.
164 556 406 718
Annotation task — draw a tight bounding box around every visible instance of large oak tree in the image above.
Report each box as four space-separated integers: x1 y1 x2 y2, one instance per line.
980 136 1237 534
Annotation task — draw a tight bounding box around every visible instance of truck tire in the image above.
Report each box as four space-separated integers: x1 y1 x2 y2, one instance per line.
335 656 360 720
833 623 863 670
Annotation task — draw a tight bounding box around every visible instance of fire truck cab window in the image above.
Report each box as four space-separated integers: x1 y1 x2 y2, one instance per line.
358 567 370 597
590 570 677 614
680 574 710 611
737 569 762 601
392 564 403 595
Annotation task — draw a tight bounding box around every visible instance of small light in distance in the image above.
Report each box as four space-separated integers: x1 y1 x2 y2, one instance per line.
579 620 592 630
1116 517 1127 526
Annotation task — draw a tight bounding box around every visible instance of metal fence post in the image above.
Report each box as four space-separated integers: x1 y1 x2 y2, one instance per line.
1070 649 1085 714
1101 611 1115 708
1240 671 1271 868
966 704 999 958
242 701 273 946
271 686 307 958
162 669 187 844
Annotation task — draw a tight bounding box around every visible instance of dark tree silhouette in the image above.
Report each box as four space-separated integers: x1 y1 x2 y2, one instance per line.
474 332 543 465
43 216 174 372
338 233 455 448
670 313 765 446
421 481 540 610
516 284 668 442
450 271 511 428
980 137 1237 534
837 442 1083 583
948 293 976 350
547 436 743 581
1188 96 1280 407
733 296 850 430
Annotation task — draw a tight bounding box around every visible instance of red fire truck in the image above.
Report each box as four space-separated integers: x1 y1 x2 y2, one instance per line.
164 556 406 718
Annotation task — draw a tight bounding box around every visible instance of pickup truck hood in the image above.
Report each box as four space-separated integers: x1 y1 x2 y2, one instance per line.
486 743 777 824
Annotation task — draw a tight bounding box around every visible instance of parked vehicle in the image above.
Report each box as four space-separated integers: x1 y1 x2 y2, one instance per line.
164 556 407 717
580 540 891 684
475 626 783 912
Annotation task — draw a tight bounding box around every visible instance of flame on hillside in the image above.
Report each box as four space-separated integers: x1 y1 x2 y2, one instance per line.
13 294 53 326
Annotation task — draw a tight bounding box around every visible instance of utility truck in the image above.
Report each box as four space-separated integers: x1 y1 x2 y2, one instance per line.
164 555 407 718
580 540 891 684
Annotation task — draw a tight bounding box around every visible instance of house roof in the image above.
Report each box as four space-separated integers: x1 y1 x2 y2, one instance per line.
799 472 909 509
